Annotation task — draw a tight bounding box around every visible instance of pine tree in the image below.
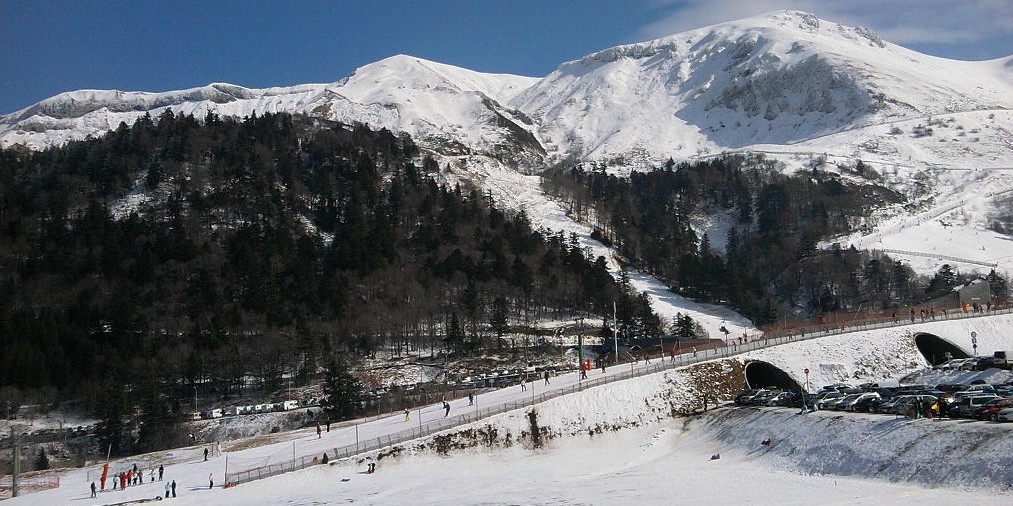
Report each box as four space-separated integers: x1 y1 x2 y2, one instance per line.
95 380 129 457
489 296 509 340
321 359 363 421
35 447 50 470
987 269 1008 303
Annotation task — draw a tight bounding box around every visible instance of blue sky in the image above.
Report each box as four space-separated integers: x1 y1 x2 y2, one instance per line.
1 0 1010 115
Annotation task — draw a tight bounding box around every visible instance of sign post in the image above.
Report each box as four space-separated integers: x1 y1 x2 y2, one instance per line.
802 368 811 412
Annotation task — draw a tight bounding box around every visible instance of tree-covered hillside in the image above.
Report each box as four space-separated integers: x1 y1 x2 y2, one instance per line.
0 112 653 444
543 156 1008 324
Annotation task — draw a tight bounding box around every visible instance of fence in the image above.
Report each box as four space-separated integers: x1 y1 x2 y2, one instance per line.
226 306 1011 486
0 476 60 499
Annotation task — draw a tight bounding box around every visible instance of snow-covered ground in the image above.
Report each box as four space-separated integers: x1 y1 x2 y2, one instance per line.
7 312 1013 505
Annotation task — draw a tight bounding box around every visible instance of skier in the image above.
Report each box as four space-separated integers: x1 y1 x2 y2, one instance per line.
158 464 164 481
90 481 97 498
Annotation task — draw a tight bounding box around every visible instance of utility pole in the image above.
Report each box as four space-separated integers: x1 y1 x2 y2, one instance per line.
575 317 585 380
10 426 21 497
613 302 619 365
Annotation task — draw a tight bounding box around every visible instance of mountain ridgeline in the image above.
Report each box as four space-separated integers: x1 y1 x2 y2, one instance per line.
0 113 656 421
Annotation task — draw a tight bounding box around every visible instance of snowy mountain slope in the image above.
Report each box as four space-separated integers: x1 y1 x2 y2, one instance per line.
436 155 757 338
0 56 542 164
512 10 1011 165
1 9 1011 320
5 11 1009 167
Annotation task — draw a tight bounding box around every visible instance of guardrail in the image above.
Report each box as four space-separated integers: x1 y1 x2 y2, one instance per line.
226 306 1011 486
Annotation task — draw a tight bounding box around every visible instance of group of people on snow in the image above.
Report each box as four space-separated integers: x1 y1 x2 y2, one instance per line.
92 463 177 499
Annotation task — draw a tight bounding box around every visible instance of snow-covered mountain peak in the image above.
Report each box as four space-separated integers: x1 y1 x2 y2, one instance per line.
337 53 537 107
510 10 1011 165
2 12 1009 173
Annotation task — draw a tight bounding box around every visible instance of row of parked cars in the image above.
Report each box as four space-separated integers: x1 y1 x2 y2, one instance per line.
933 353 1012 372
734 381 1013 421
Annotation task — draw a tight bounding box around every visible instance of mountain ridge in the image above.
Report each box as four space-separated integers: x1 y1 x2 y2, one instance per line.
4 10 1010 164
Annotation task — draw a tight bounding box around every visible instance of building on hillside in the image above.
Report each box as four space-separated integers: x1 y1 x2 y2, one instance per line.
924 278 992 310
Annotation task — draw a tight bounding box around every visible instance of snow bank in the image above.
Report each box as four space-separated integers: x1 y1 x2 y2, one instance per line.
698 407 1013 490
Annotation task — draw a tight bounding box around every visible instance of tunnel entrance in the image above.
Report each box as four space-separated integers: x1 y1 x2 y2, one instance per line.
914 333 970 365
744 361 805 393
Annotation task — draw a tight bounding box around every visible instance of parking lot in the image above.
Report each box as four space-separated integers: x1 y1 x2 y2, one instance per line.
735 378 1013 422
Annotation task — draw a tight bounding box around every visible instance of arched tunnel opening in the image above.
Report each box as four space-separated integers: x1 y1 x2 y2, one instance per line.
744 361 805 393
914 332 970 366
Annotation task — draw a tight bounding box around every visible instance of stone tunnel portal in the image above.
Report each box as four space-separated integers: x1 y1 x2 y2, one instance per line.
914 332 970 366
744 360 805 393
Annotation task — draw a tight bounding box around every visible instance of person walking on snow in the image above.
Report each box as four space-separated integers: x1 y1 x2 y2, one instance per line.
164 482 170 498
404 407 410 421
544 370 550 385
90 481 97 498
204 447 209 461
443 401 450 417
468 392 474 405
316 422 322 439
171 480 177 497
158 464 164 481
209 473 214 489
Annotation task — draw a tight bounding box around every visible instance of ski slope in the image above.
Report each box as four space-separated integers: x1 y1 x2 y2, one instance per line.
8 313 1013 505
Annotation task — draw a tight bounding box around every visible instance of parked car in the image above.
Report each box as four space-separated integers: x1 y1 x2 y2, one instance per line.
938 359 969 371
948 394 1001 418
960 357 987 371
935 384 967 395
854 394 887 413
996 407 1013 422
815 392 846 410
839 392 880 411
889 395 937 416
972 398 1013 421
735 389 766 405
750 390 783 406
765 391 796 407
992 350 1012 370
873 395 912 414
821 384 852 392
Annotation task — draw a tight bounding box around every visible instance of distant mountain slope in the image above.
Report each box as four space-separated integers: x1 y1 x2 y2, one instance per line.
0 55 542 164
512 10 1012 164
3 10 1009 170
1 10 1010 282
